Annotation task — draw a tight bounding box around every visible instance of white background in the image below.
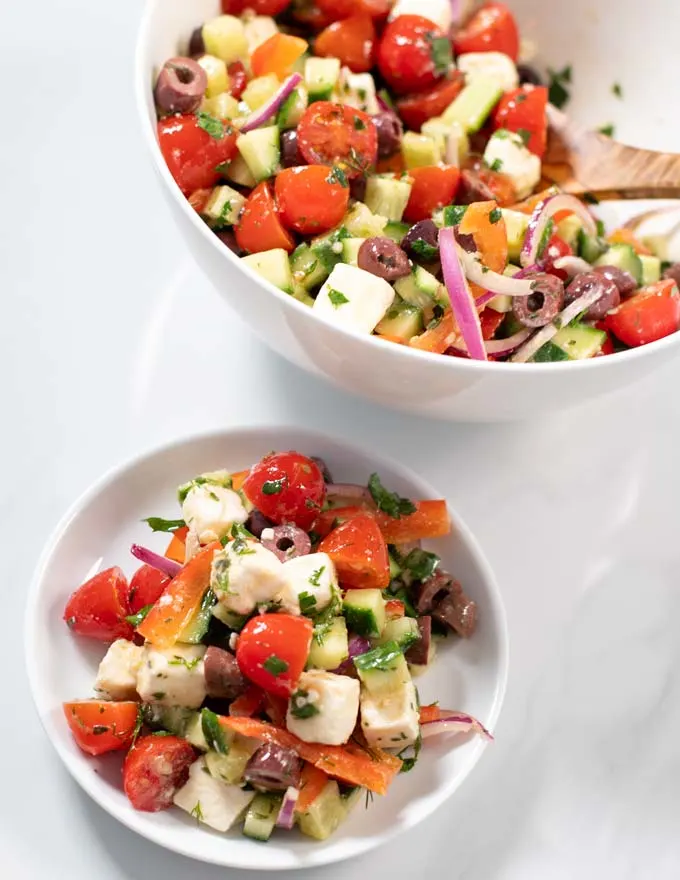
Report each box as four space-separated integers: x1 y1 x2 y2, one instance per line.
3 0 680 877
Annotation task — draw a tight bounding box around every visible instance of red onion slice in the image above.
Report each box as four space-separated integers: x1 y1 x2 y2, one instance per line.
457 247 537 297
521 194 598 268
439 227 487 361
239 73 302 133
552 256 593 278
421 711 493 741
276 787 299 830
131 544 182 578
333 634 371 674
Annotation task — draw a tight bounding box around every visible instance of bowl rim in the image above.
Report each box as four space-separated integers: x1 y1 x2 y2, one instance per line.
134 0 680 377
24 424 509 870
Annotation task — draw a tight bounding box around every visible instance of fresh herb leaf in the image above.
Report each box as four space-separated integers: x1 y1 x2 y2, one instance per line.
299 591 317 615
410 239 439 261
368 473 416 519
263 654 289 676
398 732 422 773
327 166 349 187
403 548 440 581
353 117 366 131
125 604 155 627
196 111 226 140
328 288 350 308
391 586 418 618
426 34 453 76
309 566 325 587
364 788 374 809
312 591 341 644
190 801 204 823
598 123 615 137
215 160 231 175
612 82 623 98
169 654 201 670
143 517 186 533
262 479 285 495
547 65 572 109
489 207 502 224
354 640 404 672
442 204 468 227
516 128 531 147
201 708 229 754
290 689 320 719
583 192 600 205
489 158 503 172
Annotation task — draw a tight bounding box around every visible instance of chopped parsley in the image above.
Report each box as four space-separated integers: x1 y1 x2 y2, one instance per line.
426 33 453 76
201 708 229 754
489 207 502 224
516 128 531 147
368 473 416 519
309 566 325 587
598 123 615 137
66 615 76 629
299 591 317 615
152 692 166 700
612 82 623 98
402 547 440 581
353 117 366 131
312 592 341 644
143 516 186 533
263 654 289 676
354 640 404 673
92 724 109 735
169 655 201 670
215 160 231 175
547 65 572 110
190 801 204 823
398 732 422 773
196 111 227 140
328 288 350 308
290 689 320 719
442 204 468 227
218 199 233 224
125 604 154 627
489 158 503 172
326 166 349 188
262 479 285 495
410 239 439 261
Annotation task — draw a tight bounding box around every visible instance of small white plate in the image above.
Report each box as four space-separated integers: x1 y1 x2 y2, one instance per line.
25 427 508 870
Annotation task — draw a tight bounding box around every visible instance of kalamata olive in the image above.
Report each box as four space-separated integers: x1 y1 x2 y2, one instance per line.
592 264 637 299
401 219 439 260
261 524 311 561
244 744 303 792
358 237 411 281
373 112 403 158
512 272 565 328
154 57 207 114
245 509 274 538
281 130 303 168
565 271 620 320
188 26 205 57
457 169 495 205
204 647 246 699
349 176 367 202
455 230 477 253
662 262 680 288
517 64 543 86
215 229 241 255
310 456 333 484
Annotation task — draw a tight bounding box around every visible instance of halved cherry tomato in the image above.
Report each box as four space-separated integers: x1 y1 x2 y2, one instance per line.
63 566 133 642
607 227 654 256
275 166 350 235
480 308 504 340
297 101 377 178
242 451 326 529
540 232 573 281
165 525 188 564
236 614 313 697
123 735 195 812
227 61 248 100
315 0 355 20
63 700 139 756
319 513 390 589
222 0 291 13
453 2 519 61
188 188 212 213
157 115 238 196
595 321 615 356
396 73 466 131
403 165 461 223
312 504 370 538
289 0 335 31
315 15 375 73
605 280 680 347
127 565 171 615
375 500 451 542
385 599 406 619
235 181 295 255
377 15 452 95
492 85 548 157
251 33 308 79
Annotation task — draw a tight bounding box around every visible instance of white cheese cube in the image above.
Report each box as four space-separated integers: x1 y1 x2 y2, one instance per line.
280 552 338 615
182 482 248 546
314 264 395 334
136 644 207 709
457 52 519 93
336 68 379 115
389 0 452 33
174 757 255 832
94 639 145 700
483 129 541 200
360 679 420 749
286 670 360 746
211 540 288 616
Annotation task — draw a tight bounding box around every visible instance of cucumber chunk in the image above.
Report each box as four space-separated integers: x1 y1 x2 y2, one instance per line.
343 202 387 238
178 589 216 644
202 185 246 228
577 228 607 264
311 226 351 272
376 616 419 650
304 56 341 100
394 266 446 322
290 242 329 290
241 248 293 293
375 300 423 341
222 153 257 188
343 589 386 637
501 209 529 262
442 76 503 133
241 74 279 111
640 254 661 285
276 85 308 130
205 736 260 785
594 243 643 285
401 131 442 168
355 642 410 696
341 237 365 267
364 176 413 222
553 323 606 359
307 617 349 670
143 704 196 737
384 221 409 243
236 125 280 183
243 792 283 841
298 780 346 841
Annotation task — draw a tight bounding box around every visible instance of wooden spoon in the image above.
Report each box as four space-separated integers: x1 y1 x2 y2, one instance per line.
541 104 680 201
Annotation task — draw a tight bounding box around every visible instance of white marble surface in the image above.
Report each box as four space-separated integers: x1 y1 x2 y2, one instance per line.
3 0 680 877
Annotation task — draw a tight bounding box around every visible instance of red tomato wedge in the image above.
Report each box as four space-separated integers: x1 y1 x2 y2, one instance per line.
315 15 375 73
242 451 326 530
63 700 139 756
492 85 548 158
297 763 330 812
222 0 291 14
63 566 133 642
157 115 238 195
229 684 266 717
219 716 402 795
227 61 248 99
275 166 350 235
480 308 504 340
319 513 390 589
128 565 171 615
297 101 377 178
377 15 452 95
605 280 680 347
236 614 313 696
453 2 519 61
235 181 295 255
136 542 220 648
251 33 308 79
376 500 451 543
123 735 195 812
396 73 465 131
403 165 461 224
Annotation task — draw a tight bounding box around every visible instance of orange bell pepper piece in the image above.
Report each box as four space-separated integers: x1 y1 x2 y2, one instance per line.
231 469 249 492
419 703 442 724
409 311 460 354
251 33 308 80
229 685 265 717
607 227 653 255
165 525 188 564
136 542 220 648
510 186 560 215
376 500 451 543
459 200 508 275
296 763 330 812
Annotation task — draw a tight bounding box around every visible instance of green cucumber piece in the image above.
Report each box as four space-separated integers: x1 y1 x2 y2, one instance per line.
343 589 386 638
384 221 409 243
298 780 346 841
375 301 423 341
640 254 661 285
394 266 445 321
595 243 643 285
355 642 410 696
241 248 293 293
304 56 341 100
211 603 248 631
442 76 503 133
343 202 387 238
290 242 329 290
236 125 280 182
202 185 246 228
388 551 403 580
243 793 282 842
341 237 365 267
311 226 351 272
276 85 308 130
577 228 607 264
205 736 259 785
501 209 529 262
364 175 413 222
142 704 196 736
553 323 606 359
401 131 442 168
376 616 419 650
532 341 570 362
555 214 584 250
307 617 349 670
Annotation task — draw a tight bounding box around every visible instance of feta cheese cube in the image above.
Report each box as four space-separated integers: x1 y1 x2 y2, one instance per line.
211 540 288 616
457 52 519 93
360 679 420 749
94 639 145 700
336 68 379 115
280 552 338 615
286 670 360 745
136 644 207 708
181 480 248 546
389 0 452 34
483 129 541 200
314 264 395 334
174 757 255 832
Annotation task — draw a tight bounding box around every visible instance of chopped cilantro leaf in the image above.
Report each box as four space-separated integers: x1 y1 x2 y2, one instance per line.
125 604 154 627
262 479 285 495
489 207 502 224
328 288 349 308
201 708 228 753
196 111 226 140
612 82 623 98
442 204 468 227
290 689 320 719
353 117 366 131
327 166 349 187
598 123 615 137
263 654 289 676
410 239 439 261
354 640 404 672
548 65 572 109
426 34 453 76
309 566 325 587
402 548 440 581
368 473 416 519
516 128 531 147
299 591 317 615
143 517 186 533
489 158 503 172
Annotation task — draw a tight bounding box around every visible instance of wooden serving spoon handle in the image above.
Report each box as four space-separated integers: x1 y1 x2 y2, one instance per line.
541 105 680 201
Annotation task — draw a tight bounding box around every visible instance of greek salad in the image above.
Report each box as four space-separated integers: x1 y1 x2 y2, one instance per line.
62 451 489 842
152 1 680 363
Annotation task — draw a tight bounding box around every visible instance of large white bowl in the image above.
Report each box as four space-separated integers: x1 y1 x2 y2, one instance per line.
135 0 680 421
25 427 508 870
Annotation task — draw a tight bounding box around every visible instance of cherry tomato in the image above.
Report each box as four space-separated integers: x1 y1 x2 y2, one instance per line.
275 166 349 235
403 165 461 223
63 566 133 642
124 735 195 812
605 280 680 347
227 61 248 100
315 0 355 20
540 232 573 281
157 115 238 196
63 701 139 756
289 0 335 32
355 0 392 18
221 0 291 13
242 451 326 529
492 85 548 157
319 513 390 589
396 73 465 131
235 181 295 255
377 15 453 95
453 2 519 60
480 308 504 340
463 158 517 207
315 15 375 73
297 101 377 178
236 614 313 697
127 565 171 615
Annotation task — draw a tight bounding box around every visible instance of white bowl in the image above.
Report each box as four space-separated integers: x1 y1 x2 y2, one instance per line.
25 427 508 870
135 0 680 422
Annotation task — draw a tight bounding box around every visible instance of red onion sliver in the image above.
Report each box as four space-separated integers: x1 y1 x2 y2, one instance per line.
276 787 299 830
333 634 371 674
520 194 598 268
475 290 496 308
439 227 487 361
484 328 532 356
553 255 593 278
240 73 302 133
421 711 493 741
131 544 182 578
458 247 536 297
